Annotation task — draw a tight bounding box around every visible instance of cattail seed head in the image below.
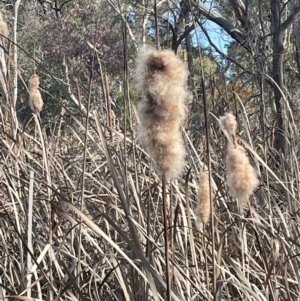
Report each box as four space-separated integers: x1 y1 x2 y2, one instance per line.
195 171 211 225
135 48 188 180
220 112 237 140
137 123 186 180
29 89 43 115
29 74 43 115
226 144 259 208
29 74 40 91
136 48 188 125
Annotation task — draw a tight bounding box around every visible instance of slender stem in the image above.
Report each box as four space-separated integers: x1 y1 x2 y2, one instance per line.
76 27 96 298
122 21 129 206
201 77 216 299
12 0 21 138
162 174 171 301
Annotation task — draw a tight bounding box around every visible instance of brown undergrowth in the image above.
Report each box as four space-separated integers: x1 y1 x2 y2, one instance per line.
0 49 299 301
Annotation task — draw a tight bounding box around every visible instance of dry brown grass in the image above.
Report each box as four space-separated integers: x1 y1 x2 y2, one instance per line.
0 44 300 301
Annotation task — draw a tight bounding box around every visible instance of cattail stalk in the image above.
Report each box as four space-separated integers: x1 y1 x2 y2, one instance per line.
162 174 171 301
201 76 216 295
136 48 189 301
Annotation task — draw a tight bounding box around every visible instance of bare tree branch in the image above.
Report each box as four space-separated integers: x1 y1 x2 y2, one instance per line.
191 0 251 52
281 3 300 31
197 19 248 72
173 24 195 51
228 0 248 28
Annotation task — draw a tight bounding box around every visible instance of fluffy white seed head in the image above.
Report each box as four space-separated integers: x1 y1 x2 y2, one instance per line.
220 112 237 139
29 89 43 115
135 47 189 180
29 74 40 91
195 171 211 225
226 144 259 208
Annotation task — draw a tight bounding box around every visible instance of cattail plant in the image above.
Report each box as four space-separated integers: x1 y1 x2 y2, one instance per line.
136 47 188 301
220 112 259 208
135 48 188 180
29 74 43 116
195 171 211 225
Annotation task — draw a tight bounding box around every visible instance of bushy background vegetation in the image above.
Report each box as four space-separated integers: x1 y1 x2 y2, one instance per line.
1 0 300 300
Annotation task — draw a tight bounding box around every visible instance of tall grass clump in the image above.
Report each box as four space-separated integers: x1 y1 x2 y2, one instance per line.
135 47 188 180
221 113 259 208
195 171 211 226
29 74 43 116
3 4 300 301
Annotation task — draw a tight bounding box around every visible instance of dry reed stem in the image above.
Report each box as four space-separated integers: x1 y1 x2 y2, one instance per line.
195 171 211 225
226 144 259 208
1 100 300 300
135 48 188 180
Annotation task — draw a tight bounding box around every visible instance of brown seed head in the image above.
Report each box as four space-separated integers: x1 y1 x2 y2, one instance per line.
195 171 211 225
137 122 186 180
29 89 43 114
220 112 237 138
135 48 189 180
29 74 40 91
136 48 188 125
226 144 259 208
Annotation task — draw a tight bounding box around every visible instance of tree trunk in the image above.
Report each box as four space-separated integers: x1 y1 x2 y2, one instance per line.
271 0 285 153
184 7 194 90
289 0 300 74
185 33 194 89
192 0 300 152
